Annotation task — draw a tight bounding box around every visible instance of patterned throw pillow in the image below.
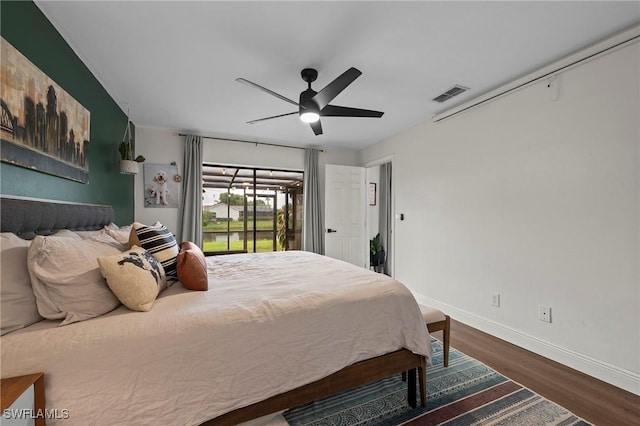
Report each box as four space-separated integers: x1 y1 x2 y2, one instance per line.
129 222 179 280
97 246 167 312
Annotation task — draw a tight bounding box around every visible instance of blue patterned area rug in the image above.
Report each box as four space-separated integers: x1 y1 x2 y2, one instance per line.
284 339 591 426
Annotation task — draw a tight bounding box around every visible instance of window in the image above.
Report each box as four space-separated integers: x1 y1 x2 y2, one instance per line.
202 164 304 254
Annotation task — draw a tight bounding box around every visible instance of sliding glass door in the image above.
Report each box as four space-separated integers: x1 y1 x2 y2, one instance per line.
201 164 304 255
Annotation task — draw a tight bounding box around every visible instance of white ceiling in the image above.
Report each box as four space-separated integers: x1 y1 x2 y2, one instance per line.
35 1 639 150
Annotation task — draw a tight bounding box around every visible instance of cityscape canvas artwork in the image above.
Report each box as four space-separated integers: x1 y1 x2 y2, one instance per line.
0 37 91 183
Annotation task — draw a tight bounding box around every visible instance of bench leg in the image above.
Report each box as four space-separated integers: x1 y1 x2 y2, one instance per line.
418 357 427 407
406 360 427 408
407 368 416 408
443 315 450 368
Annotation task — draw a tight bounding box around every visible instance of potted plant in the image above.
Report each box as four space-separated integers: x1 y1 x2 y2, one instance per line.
118 121 145 174
370 233 385 272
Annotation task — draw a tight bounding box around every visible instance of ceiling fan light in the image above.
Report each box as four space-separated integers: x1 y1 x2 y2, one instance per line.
300 111 320 123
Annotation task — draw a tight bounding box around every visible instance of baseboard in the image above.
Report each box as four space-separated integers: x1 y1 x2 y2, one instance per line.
412 292 640 396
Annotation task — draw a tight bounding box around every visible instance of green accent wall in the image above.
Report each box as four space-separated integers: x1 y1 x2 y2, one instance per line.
0 1 134 224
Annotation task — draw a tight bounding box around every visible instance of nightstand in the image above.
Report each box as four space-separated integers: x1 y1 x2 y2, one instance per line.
1 373 45 426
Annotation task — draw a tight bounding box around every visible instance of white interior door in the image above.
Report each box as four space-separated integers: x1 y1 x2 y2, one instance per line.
325 164 366 268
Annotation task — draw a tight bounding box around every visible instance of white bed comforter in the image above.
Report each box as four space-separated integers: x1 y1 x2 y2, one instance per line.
1 251 430 425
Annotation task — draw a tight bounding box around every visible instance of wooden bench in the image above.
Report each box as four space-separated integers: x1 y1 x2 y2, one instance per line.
421 306 450 367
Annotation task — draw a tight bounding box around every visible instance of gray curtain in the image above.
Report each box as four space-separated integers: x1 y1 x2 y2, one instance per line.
177 134 203 247
303 148 324 254
378 162 392 275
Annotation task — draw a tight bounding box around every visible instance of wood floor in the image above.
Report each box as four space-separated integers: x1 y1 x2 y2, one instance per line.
428 319 640 426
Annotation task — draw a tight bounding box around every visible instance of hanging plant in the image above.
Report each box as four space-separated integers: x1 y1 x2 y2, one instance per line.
119 117 145 162
118 140 145 162
118 106 145 174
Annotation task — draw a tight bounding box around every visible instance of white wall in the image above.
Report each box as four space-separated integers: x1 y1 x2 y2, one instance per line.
359 42 640 394
133 128 183 233
134 127 358 235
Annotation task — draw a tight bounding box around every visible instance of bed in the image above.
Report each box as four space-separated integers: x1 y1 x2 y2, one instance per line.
0 196 431 425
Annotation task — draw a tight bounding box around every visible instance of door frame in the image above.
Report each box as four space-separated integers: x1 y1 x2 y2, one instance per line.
364 155 395 277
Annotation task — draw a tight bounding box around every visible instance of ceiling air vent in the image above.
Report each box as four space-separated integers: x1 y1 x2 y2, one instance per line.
432 85 469 103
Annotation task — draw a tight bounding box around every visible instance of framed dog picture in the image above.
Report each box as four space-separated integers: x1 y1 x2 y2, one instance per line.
143 163 180 208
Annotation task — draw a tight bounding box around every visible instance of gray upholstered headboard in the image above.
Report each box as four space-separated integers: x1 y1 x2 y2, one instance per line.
1 196 114 240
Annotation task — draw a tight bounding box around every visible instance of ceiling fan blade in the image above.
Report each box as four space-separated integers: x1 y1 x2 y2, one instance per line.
246 111 298 124
322 105 384 118
310 119 323 136
312 67 362 110
236 78 301 108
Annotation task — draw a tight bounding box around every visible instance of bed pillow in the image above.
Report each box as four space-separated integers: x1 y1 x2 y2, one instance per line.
0 233 43 335
97 246 167 312
78 229 128 250
105 223 119 231
105 224 133 246
176 241 208 291
27 234 122 326
54 229 83 238
129 222 179 280
72 230 104 238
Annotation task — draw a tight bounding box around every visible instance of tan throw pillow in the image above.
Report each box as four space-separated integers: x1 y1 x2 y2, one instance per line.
176 241 208 291
98 246 167 312
27 234 122 326
129 222 179 280
0 233 42 335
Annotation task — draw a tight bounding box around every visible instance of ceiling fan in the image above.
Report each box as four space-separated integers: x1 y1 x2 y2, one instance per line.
236 67 384 136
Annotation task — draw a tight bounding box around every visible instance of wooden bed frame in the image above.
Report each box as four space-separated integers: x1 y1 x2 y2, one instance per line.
203 350 426 425
0 195 427 425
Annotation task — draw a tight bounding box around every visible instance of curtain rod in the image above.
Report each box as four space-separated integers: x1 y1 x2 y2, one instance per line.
174 133 324 152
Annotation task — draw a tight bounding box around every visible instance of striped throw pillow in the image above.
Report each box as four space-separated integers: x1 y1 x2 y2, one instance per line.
129 222 179 280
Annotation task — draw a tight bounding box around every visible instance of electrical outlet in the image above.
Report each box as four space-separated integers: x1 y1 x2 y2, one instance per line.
539 305 551 323
491 292 500 307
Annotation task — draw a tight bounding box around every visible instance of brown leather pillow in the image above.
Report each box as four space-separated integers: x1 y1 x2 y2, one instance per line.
176 241 208 291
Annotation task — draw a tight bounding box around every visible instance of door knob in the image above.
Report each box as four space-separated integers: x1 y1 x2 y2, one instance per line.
327 228 337 233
